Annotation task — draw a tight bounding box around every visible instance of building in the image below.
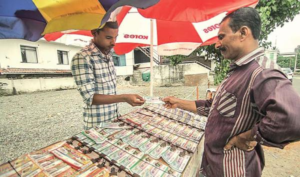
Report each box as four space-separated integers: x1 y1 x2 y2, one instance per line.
0 39 212 95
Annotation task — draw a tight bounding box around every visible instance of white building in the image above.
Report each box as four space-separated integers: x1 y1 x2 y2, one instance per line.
0 39 134 95
0 39 212 95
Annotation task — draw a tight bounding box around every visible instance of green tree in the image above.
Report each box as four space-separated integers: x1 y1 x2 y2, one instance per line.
186 0 300 85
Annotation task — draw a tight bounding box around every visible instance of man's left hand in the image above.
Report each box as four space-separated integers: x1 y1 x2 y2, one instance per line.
224 129 257 151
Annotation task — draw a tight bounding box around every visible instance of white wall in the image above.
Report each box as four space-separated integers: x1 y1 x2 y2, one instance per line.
0 39 82 70
153 63 210 86
0 77 76 95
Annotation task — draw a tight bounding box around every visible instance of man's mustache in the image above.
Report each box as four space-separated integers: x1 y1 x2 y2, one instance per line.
219 47 226 51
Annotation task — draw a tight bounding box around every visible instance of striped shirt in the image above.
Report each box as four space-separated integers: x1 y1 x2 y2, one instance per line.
71 42 118 130
196 47 300 177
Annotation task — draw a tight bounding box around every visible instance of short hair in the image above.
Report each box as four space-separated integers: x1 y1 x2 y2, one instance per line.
221 7 261 39
92 21 119 34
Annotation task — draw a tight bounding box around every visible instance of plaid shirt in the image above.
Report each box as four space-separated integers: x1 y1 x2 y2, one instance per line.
71 42 118 129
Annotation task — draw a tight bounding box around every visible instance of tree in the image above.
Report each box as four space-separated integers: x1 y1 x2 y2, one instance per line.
173 0 300 85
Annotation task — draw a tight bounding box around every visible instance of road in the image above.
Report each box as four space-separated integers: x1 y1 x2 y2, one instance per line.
292 75 300 94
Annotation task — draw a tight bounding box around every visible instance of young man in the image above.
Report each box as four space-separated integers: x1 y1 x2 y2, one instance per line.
71 21 145 130
163 7 300 177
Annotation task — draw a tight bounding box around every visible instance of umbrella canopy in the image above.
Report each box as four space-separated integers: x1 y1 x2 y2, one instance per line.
114 7 227 56
114 0 258 56
0 0 159 41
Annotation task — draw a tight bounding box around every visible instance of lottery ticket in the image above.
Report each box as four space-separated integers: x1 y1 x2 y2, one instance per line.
161 169 182 177
139 138 159 154
143 96 165 104
157 118 171 129
81 137 96 146
157 130 170 139
98 122 125 129
108 148 131 163
190 130 204 141
184 140 198 152
149 128 163 137
129 133 148 148
148 142 170 159
174 137 188 148
138 108 156 116
162 148 181 164
134 135 150 147
73 133 87 141
75 164 109 177
169 154 191 173
130 160 150 176
119 150 143 173
139 164 165 177
126 116 148 127
150 115 165 124
112 139 127 149
122 131 140 145
164 133 179 144
91 140 111 153
113 129 134 139
50 143 92 170
44 162 71 176
180 126 194 137
149 159 169 172
172 123 185 134
166 121 178 131
141 124 156 132
100 144 120 157
101 128 121 137
82 128 106 144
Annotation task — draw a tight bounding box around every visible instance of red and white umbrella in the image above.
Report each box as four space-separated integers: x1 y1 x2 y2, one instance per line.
114 7 227 56
44 0 259 96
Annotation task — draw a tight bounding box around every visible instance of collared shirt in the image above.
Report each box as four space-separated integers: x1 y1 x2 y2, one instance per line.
196 47 300 177
71 42 118 129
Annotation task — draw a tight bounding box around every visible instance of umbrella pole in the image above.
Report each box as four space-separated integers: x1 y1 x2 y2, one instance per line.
150 19 154 97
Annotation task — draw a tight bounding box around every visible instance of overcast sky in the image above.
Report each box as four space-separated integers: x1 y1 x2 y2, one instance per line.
267 14 300 53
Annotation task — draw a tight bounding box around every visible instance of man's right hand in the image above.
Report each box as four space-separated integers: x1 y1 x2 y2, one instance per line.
162 96 180 109
124 94 145 106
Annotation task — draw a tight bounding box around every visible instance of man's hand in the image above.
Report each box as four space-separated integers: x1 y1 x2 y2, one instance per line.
124 94 145 106
224 129 257 151
162 96 181 109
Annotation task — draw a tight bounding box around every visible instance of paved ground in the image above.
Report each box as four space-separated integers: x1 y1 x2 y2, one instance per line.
0 85 299 176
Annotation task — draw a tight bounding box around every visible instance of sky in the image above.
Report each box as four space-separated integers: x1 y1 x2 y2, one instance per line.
267 14 300 53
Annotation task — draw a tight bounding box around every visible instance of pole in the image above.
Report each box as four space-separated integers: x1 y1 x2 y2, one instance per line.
196 86 199 100
294 52 298 73
150 19 154 97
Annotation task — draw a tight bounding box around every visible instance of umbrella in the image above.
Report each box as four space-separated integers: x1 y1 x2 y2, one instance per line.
43 0 259 96
0 0 159 41
113 0 258 96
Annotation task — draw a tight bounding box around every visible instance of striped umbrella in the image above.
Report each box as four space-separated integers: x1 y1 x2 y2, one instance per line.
0 0 159 41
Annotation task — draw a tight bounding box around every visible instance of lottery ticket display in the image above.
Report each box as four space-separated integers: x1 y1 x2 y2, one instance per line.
0 106 207 177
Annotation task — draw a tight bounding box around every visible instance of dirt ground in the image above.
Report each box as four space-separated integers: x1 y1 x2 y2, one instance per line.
0 86 299 176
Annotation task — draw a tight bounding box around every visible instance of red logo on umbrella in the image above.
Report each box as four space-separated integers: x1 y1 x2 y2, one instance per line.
124 34 149 39
203 24 220 33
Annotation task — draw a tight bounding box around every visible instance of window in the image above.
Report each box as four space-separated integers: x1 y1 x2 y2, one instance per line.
57 50 69 65
20 45 38 63
113 53 126 66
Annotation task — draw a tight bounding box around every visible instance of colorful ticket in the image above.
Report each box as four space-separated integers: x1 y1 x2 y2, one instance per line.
139 138 159 154
49 143 92 170
148 142 170 159
82 128 106 144
190 130 204 141
76 164 109 177
162 148 181 165
169 153 191 172
113 129 133 139
130 160 150 176
184 140 198 152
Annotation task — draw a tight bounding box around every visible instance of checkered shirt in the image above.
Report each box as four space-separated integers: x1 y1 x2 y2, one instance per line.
71 42 118 129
